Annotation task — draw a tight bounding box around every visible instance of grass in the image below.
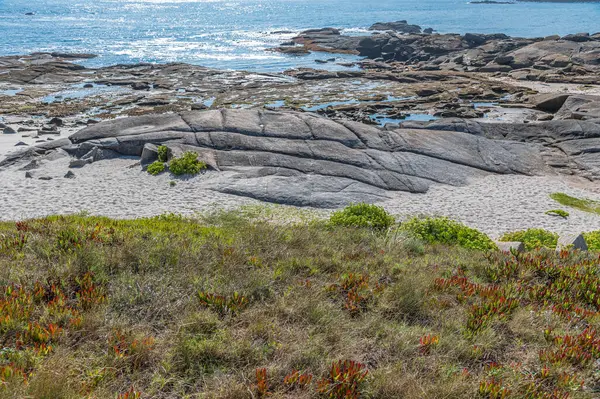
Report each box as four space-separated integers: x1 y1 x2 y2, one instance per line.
2 212 600 398
550 193 600 215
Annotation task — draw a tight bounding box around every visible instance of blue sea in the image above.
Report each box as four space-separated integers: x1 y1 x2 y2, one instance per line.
1 0 600 72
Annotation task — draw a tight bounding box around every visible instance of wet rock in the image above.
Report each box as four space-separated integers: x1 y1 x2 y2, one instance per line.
38 176 53 181
83 83 94 88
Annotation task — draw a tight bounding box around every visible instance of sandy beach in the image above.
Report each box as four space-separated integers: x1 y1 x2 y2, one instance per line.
2 147 600 238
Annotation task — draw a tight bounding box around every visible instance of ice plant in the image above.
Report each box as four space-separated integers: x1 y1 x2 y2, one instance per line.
317 360 368 399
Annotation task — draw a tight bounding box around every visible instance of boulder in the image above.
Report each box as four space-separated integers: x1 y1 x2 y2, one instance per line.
69 158 92 168
495 241 525 253
556 233 588 251
554 95 600 120
532 93 570 113
140 143 160 165
49 117 63 126
562 33 591 42
3 126 17 134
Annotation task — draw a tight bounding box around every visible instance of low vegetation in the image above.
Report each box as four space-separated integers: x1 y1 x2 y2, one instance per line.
499 228 559 251
168 151 207 176
399 216 497 251
146 161 165 176
146 149 207 176
545 209 570 219
550 192 600 215
3 208 600 398
328 203 395 231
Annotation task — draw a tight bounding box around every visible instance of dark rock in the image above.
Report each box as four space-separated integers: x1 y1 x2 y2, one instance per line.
83 83 94 88
131 82 150 90
49 117 63 126
415 88 440 97
463 33 488 46
369 21 422 34
64 171 76 179
38 176 53 181
299 27 340 36
269 46 310 55
562 33 591 42
3 126 17 134
532 93 570 113
25 172 33 178
14 141 28 146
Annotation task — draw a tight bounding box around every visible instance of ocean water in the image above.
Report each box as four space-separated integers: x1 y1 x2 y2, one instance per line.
1 0 600 72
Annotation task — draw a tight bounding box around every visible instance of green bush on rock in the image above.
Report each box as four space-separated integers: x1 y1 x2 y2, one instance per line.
169 151 207 176
147 161 166 175
499 228 558 251
329 203 395 231
399 216 496 251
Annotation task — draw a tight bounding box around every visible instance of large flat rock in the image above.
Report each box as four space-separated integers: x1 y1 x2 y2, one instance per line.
1 109 585 208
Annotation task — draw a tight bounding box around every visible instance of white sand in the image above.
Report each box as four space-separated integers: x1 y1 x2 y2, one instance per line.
2 154 600 237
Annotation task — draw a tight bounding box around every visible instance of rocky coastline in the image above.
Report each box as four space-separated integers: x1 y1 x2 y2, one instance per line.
2 22 600 234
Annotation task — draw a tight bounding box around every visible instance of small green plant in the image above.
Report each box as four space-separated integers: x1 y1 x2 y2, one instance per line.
147 161 165 176
545 209 569 219
169 181 176 187
329 203 395 231
550 192 600 215
499 228 558 251
169 152 207 176
157 145 169 163
400 217 496 251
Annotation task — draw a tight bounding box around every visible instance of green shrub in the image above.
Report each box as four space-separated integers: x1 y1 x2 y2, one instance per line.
583 231 600 251
545 209 569 218
169 151 207 176
329 203 395 231
399 217 496 251
157 145 169 163
499 228 558 251
147 161 165 175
